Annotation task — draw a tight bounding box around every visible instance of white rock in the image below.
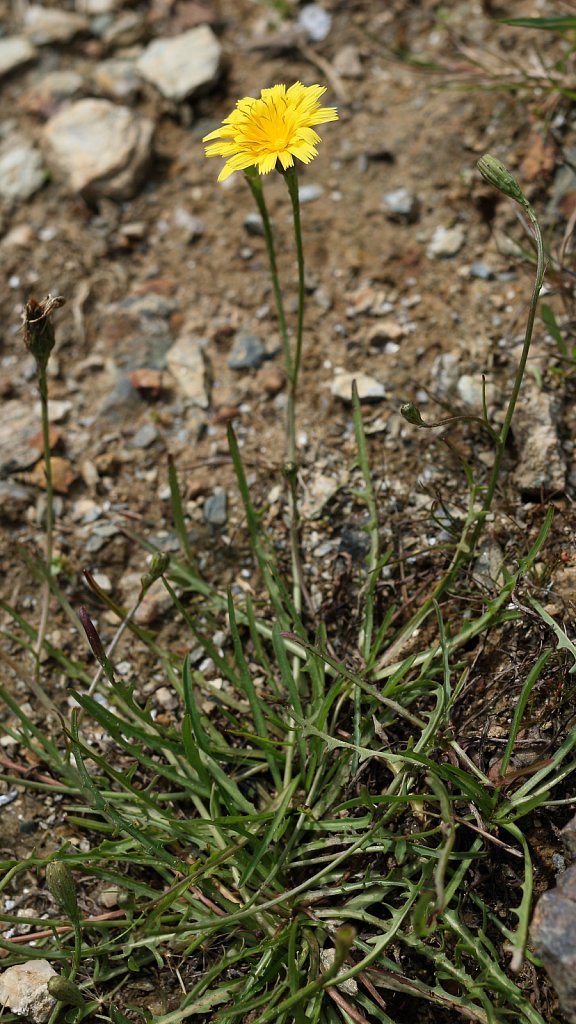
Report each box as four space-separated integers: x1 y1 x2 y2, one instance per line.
456 374 497 410
331 370 385 403
166 333 210 407
0 37 36 78
23 6 89 45
43 99 154 199
298 4 332 41
333 44 363 79
0 140 45 200
0 960 57 1023
76 0 119 11
92 59 141 103
137 26 222 102
427 225 465 259
513 388 566 496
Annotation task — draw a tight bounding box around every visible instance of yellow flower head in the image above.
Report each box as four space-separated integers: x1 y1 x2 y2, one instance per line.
203 81 338 182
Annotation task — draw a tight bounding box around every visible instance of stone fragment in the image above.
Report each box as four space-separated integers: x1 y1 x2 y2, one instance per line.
331 370 385 403
255 364 285 396
0 481 31 522
102 12 145 46
513 388 566 497
298 4 332 41
0 400 43 475
204 487 227 526
92 59 141 103
301 473 342 519
134 580 173 625
20 71 85 117
166 333 210 407
333 44 362 79
367 320 405 346
470 260 495 280
136 26 222 101
228 333 266 371
43 99 154 200
531 865 576 1023
456 374 497 411
243 212 265 237
23 6 89 45
76 0 119 12
172 207 204 242
0 37 37 79
0 139 46 200
130 423 158 449
2 224 35 246
27 457 77 494
128 368 163 398
383 187 420 223
427 225 465 258
0 960 57 1023
563 815 576 856
299 184 324 204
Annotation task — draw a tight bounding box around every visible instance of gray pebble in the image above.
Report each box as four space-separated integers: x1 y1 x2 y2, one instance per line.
299 184 324 204
228 332 266 370
383 187 420 223
130 423 158 448
204 487 227 526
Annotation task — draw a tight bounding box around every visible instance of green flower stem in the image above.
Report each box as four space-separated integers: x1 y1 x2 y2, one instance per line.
35 365 54 677
283 166 306 468
244 171 292 378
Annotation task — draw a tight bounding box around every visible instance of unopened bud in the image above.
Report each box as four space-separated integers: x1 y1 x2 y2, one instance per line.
140 552 170 592
22 295 65 376
400 402 426 427
46 861 79 924
477 155 528 208
47 976 85 1007
78 606 115 683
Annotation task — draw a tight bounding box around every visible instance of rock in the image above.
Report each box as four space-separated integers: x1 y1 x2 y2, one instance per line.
92 59 141 103
134 580 172 625
531 865 576 1023
331 370 386 403
427 225 465 259
20 71 85 117
0 139 46 200
228 332 266 370
243 212 265 237
99 884 121 908
513 388 566 497
76 0 119 12
23 6 89 45
130 423 158 448
27 457 77 494
0 400 44 475
0 37 37 79
563 815 576 856
166 333 210 407
0 481 31 522
172 207 204 242
333 44 362 79
204 487 227 526
383 187 420 223
102 12 145 47
367 320 405 346
0 960 57 1023
43 99 154 200
456 374 497 410
136 26 222 102
155 685 178 710
301 472 342 519
255 364 285 396
473 539 505 591
470 260 495 280
2 223 36 247
128 368 163 398
298 4 332 41
299 184 324 204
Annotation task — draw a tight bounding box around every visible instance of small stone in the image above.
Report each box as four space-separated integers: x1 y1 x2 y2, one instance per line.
28 457 77 494
76 0 119 12
134 580 173 625
0 36 36 78
99 884 121 909
0 960 57 1023
130 423 158 448
128 368 163 398
513 389 566 497
0 140 46 200
23 6 89 45
243 212 265 237
255 364 285 396
383 187 420 223
299 184 324 204
331 370 386 403
427 225 465 259
563 815 576 856
92 59 141 103
35 399 72 423
166 333 210 407
0 481 31 522
298 3 332 41
90 572 112 592
173 207 204 242
155 685 178 710
204 487 227 526
20 71 85 117
43 99 154 200
102 12 145 46
367 320 405 346
333 44 362 78
456 374 497 410
137 26 222 102
2 223 36 246
228 332 266 370
470 260 495 280
301 473 342 519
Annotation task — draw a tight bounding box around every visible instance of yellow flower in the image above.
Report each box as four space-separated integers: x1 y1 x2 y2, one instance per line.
203 81 338 182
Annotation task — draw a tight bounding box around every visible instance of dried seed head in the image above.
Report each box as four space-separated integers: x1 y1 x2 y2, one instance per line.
46 860 79 923
22 294 65 375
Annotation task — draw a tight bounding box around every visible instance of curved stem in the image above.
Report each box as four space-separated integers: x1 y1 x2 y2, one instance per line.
35 368 54 678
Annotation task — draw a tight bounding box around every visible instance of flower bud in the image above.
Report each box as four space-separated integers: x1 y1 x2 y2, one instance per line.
477 155 528 208
47 976 85 1006
78 606 115 683
140 552 170 592
46 861 79 924
400 402 426 427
